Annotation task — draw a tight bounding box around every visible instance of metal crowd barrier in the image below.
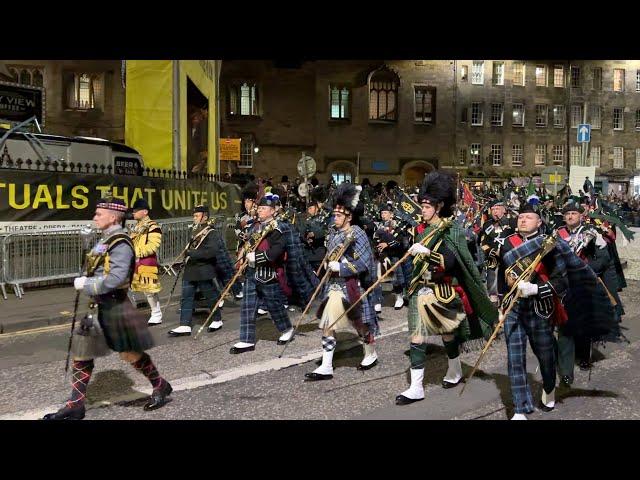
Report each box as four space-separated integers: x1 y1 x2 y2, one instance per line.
0 216 238 299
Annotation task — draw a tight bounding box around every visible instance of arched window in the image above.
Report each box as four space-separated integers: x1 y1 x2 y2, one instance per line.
32 69 43 87
368 67 399 122
20 69 31 85
9 68 19 83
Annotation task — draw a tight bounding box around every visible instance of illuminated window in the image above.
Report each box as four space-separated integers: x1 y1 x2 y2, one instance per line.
614 69 625 92
470 143 481 166
512 103 524 127
535 144 546 166
64 72 104 110
460 65 468 82
553 105 565 128
512 62 525 86
369 68 399 121
414 86 436 123
228 82 259 117
472 61 484 85
553 65 564 87
536 65 547 86
329 85 350 119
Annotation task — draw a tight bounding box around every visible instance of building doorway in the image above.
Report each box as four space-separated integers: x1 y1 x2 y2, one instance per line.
187 77 209 175
326 160 356 185
402 161 434 189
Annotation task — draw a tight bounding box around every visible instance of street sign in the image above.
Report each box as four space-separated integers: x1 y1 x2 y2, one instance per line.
297 154 316 178
541 166 568 195
577 124 591 143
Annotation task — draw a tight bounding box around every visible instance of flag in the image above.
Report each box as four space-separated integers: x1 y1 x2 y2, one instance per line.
526 177 536 197
462 182 475 207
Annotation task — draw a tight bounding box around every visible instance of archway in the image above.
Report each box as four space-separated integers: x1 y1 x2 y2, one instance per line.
326 160 356 185
402 161 435 188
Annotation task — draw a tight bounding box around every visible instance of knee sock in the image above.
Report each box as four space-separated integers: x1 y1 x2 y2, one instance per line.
66 359 94 409
409 343 428 369
131 352 165 391
443 338 460 359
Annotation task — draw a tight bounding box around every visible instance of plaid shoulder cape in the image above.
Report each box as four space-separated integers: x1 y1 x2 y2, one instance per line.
420 222 498 344
278 220 320 305
504 234 617 340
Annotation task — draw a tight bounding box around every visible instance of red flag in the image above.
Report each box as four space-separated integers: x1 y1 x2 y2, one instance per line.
463 183 475 207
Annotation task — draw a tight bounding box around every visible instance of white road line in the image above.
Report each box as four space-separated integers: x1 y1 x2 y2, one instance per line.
0 323 408 420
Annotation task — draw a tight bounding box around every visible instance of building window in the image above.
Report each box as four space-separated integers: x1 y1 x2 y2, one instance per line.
553 105 565 128
512 103 524 127
491 144 502 166
591 145 601 167
414 86 436 123
332 171 352 184
63 72 104 110
614 69 625 92
239 136 254 168
535 144 547 166
228 82 259 116
636 70 640 92
493 62 504 86
613 147 624 168
471 102 483 126
613 107 624 130
553 65 564 87
459 148 467 166
552 145 565 166
571 66 581 88
472 61 484 85
590 105 602 129
512 144 523 167
512 62 525 86
571 104 583 128
369 68 399 121
329 85 350 120
535 104 548 127
491 103 504 126
571 145 582 166
460 65 468 82
593 67 602 90
470 143 481 166
536 65 547 86
7 65 44 87
636 110 640 130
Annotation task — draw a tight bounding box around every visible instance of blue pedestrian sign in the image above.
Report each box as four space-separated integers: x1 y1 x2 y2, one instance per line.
577 124 591 143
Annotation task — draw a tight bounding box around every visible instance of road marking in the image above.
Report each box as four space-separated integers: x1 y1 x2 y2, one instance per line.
0 323 408 420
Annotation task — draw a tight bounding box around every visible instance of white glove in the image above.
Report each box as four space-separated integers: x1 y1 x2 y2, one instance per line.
409 243 431 256
328 261 341 272
74 276 87 291
246 251 256 267
517 281 538 298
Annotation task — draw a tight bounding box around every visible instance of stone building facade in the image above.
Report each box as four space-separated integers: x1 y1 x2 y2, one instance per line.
220 60 640 192
1 60 125 142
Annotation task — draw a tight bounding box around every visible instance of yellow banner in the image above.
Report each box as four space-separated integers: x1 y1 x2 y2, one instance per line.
124 60 173 171
220 138 241 161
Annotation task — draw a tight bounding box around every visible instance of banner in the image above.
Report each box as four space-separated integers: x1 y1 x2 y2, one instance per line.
0 170 241 233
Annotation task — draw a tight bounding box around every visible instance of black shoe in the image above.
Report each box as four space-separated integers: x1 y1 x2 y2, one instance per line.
144 381 173 411
395 395 424 406
357 359 378 371
42 404 85 420
229 345 255 354
304 372 333 381
560 375 573 388
579 360 592 371
168 329 191 337
442 378 464 389
538 402 555 413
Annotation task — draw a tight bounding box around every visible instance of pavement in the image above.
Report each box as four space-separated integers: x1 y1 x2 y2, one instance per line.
0 278 638 421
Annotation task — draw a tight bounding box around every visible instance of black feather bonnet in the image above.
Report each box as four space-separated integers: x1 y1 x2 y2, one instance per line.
418 171 456 217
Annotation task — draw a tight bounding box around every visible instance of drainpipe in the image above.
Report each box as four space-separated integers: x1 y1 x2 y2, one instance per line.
172 60 180 172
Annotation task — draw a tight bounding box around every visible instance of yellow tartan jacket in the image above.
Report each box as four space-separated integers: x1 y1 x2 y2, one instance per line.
129 216 162 293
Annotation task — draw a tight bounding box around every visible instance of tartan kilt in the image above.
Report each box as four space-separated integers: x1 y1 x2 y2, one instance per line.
96 290 155 353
